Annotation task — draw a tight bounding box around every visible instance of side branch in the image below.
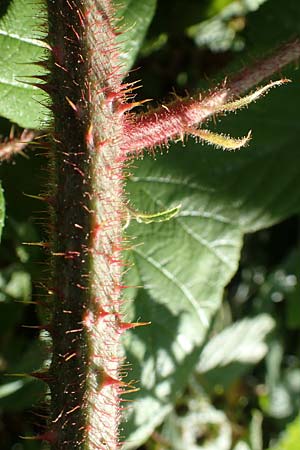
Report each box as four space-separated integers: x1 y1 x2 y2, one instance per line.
0 129 37 161
123 39 300 154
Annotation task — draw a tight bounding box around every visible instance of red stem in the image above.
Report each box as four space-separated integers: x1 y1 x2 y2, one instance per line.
122 39 300 154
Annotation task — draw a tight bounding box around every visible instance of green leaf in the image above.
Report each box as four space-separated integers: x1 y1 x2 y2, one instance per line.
187 0 268 52
123 68 300 445
0 0 49 128
0 264 31 331
0 377 46 411
197 314 274 373
1 0 299 445
262 339 300 420
0 0 156 129
0 379 27 399
0 266 31 302
161 399 232 450
268 415 300 450
245 0 300 52
114 0 157 73
0 340 48 410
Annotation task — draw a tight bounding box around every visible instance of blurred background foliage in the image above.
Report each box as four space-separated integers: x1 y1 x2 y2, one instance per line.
0 0 299 449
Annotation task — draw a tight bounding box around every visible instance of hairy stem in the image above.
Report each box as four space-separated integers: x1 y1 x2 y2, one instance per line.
46 1 128 449
41 0 300 446
123 39 300 153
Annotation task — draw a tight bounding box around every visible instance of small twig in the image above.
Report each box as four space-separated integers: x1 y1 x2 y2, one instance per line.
123 39 300 154
0 128 38 162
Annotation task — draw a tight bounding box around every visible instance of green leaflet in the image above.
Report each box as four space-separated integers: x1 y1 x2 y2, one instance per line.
191 128 252 150
216 80 289 114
